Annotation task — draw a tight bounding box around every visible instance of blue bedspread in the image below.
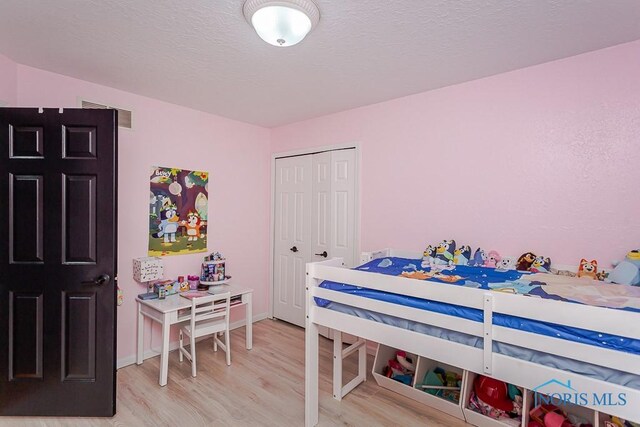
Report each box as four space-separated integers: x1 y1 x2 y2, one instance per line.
315 257 640 355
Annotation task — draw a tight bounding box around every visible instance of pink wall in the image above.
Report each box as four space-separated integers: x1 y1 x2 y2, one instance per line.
0 53 17 106
271 40 640 267
14 65 271 363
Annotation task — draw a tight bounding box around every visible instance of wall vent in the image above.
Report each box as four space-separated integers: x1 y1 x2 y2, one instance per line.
81 100 133 129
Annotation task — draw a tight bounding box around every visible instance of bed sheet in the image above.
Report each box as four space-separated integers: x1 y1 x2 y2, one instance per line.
314 257 640 355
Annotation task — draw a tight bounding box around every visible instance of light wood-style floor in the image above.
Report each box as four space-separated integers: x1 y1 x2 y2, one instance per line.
0 319 468 426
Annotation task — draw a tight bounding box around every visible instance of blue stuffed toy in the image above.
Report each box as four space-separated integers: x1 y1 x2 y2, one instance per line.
606 250 640 286
434 240 456 265
468 248 486 267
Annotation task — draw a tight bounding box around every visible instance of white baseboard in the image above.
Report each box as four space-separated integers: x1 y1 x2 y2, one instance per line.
117 312 269 369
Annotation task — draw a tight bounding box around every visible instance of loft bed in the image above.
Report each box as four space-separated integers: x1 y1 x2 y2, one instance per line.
304 249 640 426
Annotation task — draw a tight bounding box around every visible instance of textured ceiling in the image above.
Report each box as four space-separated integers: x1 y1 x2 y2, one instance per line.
1 1 640 127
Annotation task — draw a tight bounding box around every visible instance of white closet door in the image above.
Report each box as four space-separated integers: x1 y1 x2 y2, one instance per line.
311 152 331 263
329 149 357 267
273 155 312 327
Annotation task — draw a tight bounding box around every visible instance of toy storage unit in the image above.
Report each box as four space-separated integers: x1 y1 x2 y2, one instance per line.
372 344 466 421
373 344 619 427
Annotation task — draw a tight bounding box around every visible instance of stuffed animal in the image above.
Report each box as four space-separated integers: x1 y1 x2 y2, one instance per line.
606 250 640 286
421 245 437 268
496 257 516 271
453 245 471 266
577 259 598 279
469 248 486 267
530 256 551 273
516 252 537 271
434 240 456 265
484 250 502 268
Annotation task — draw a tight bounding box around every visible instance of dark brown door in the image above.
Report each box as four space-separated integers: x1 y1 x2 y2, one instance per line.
0 108 117 416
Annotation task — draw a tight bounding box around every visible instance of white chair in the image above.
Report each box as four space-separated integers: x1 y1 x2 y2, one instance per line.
179 292 231 377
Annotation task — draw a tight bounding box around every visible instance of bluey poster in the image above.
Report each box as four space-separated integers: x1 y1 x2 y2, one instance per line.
149 166 208 256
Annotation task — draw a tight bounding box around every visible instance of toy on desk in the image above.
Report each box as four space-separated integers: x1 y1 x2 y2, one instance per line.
453 245 471 266
133 256 164 292
577 259 598 279
606 250 640 286
530 255 551 273
483 250 501 268
200 252 230 284
187 275 200 290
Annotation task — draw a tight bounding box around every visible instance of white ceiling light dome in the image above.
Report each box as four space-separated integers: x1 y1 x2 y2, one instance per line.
243 0 320 47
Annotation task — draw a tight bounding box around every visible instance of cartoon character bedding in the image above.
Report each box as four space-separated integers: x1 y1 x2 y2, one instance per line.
315 256 640 389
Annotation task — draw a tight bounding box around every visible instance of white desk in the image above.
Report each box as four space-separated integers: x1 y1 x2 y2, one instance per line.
136 283 253 386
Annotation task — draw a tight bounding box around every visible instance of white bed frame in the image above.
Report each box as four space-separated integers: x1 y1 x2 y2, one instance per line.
304 249 640 426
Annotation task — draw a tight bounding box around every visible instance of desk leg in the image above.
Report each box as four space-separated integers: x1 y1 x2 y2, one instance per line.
159 313 170 386
136 302 144 365
245 293 253 350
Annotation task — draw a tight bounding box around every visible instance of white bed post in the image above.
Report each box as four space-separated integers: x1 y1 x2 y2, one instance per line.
305 264 320 427
333 330 343 400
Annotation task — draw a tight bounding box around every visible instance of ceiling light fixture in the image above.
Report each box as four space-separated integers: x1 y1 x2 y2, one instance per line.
243 0 320 47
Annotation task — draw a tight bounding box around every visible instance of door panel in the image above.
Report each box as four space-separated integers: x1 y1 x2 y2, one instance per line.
330 149 356 267
0 108 117 416
273 155 312 327
62 174 97 264
9 292 43 380
9 174 44 263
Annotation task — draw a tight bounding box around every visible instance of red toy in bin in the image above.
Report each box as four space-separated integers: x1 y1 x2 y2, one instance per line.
474 375 514 412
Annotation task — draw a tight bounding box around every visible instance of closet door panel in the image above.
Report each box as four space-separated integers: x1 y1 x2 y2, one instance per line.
312 152 331 263
273 155 312 327
330 149 357 267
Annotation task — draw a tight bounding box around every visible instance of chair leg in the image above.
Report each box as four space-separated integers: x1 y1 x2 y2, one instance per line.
214 333 218 352
179 330 184 362
225 329 231 366
190 335 197 377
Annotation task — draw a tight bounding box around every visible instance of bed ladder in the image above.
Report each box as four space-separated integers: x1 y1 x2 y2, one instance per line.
332 330 368 400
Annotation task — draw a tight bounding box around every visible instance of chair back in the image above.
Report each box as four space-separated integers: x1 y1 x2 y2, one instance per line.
189 291 231 333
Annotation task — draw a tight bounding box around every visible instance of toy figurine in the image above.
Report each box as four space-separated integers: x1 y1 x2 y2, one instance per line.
453 245 472 266
484 250 502 268
530 256 551 273
516 252 537 271
577 259 598 279
469 248 486 267
434 240 456 265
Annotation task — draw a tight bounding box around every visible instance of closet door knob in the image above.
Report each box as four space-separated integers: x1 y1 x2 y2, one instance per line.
315 251 328 258
290 246 298 253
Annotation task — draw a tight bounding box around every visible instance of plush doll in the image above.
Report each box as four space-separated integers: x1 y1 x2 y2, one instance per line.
529 256 551 273
516 252 537 271
453 245 472 266
434 240 456 265
484 250 502 268
421 245 437 268
496 257 516 271
469 248 486 267
577 259 598 279
606 250 640 286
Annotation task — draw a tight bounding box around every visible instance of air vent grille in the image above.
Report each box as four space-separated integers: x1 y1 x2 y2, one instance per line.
81 100 132 129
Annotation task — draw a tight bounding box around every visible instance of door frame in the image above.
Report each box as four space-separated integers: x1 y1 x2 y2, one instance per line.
269 143 361 320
